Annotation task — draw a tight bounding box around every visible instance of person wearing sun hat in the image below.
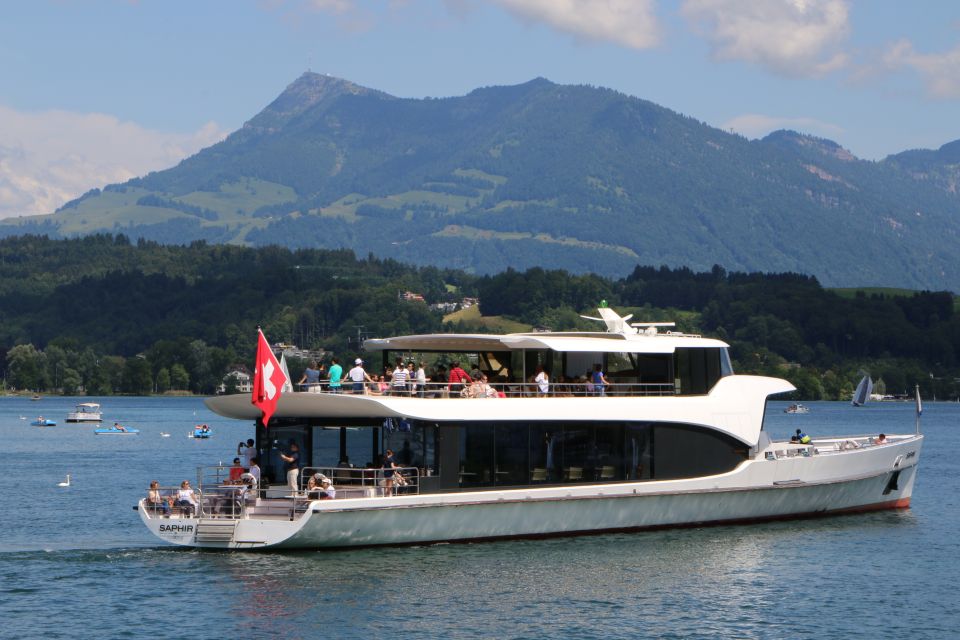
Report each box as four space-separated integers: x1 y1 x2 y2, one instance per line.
347 357 375 394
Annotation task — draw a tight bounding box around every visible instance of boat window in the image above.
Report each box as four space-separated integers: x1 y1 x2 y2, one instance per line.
444 420 746 490
651 423 748 479
258 421 311 486
495 424 529 485
673 348 724 395
384 420 438 474
720 348 734 376
459 423 495 487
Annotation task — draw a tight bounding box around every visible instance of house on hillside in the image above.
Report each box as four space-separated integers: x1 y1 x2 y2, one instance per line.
219 366 253 394
400 291 426 303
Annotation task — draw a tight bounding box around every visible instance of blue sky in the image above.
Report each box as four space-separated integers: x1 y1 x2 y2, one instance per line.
2 0 959 218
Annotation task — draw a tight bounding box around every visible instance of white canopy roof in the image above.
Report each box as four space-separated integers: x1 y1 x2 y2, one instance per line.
364 331 728 354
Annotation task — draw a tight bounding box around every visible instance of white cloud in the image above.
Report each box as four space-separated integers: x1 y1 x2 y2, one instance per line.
682 0 850 77
723 113 845 139
0 105 226 219
883 39 960 99
489 0 661 50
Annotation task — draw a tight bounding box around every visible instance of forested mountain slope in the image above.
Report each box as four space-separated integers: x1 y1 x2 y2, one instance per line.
4 73 959 290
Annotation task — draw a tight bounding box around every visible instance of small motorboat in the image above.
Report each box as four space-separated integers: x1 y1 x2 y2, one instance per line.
95 423 139 435
190 424 212 439
784 403 810 414
66 402 103 422
30 394 42 401
31 417 57 427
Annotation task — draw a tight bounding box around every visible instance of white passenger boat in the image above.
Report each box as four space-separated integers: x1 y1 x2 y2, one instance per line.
66 402 103 422
138 308 923 549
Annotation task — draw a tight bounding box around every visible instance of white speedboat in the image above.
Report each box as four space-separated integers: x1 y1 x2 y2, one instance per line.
784 403 810 414
66 402 103 422
139 308 923 550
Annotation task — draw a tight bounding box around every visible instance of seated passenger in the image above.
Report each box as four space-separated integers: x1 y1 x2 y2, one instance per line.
319 478 336 499
146 480 170 515
228 457 244 482
174 480 199 516
305 473 326 499
795 429 811 444
874 433 888 445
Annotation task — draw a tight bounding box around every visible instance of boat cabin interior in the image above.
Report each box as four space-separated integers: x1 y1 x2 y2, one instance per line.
362 342 733 397
253 417 750 494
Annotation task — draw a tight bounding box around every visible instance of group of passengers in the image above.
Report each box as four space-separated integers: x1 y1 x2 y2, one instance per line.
297 355 617 398
145 439 263 517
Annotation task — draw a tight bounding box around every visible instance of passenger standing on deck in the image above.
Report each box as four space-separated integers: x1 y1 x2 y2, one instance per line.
415 362 428 398
280 443 300 491
592 364 609 396
447 361 472 397
391 358 409 395
328 358 343 393
382 449 398 496
298 360 321 391
534 365 550 397
347 358 375 394
238 438 256 469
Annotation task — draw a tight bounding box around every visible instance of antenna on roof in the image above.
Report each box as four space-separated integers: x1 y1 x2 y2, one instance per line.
630 322 676 336
579 307 634 334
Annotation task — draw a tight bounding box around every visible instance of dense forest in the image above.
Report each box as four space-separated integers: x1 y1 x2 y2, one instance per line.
2 234 958 400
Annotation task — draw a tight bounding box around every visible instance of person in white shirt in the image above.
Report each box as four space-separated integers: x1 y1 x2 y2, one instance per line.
238 438 256 468
415 362 428 398
174 480 199 516
534 365 550 396
347 358 375 394
248 458 261 483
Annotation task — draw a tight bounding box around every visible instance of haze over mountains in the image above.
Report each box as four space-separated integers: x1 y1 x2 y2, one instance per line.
4 72 960 290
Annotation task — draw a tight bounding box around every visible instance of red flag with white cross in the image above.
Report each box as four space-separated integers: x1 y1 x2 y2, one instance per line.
251 328 285 428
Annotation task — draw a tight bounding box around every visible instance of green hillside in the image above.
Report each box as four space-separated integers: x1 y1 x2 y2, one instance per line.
4 73 960 290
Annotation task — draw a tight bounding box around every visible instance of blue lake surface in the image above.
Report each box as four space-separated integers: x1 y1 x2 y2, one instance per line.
1 395 957 639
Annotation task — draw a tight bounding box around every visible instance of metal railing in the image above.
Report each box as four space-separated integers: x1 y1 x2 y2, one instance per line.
298 380 675 398
301 466 420 498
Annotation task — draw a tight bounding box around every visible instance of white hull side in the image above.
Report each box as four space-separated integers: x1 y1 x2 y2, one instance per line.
141 436 921 550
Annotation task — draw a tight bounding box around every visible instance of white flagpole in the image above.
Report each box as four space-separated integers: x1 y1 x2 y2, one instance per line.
915 384 922 435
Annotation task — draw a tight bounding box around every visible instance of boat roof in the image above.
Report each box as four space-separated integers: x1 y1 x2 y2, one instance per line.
365 331 728 354
76 402 100 409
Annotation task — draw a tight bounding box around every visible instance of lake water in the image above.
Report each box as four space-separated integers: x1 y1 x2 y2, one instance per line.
1 396 957 639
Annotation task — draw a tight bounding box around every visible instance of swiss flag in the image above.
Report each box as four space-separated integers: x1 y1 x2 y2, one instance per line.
251 328 286 428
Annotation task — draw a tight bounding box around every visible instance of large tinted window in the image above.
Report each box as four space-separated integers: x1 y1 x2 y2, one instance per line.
445 420 746 490
674 348 724 395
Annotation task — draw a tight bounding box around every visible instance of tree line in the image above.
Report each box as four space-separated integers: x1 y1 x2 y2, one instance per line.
1 235 956 399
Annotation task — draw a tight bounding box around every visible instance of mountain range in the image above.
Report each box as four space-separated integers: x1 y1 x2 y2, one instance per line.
4 72 960 290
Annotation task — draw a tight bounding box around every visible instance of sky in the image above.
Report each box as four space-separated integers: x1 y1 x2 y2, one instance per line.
2 0 959 219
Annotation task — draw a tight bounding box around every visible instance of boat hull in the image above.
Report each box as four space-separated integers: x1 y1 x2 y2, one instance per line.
140 435 921 550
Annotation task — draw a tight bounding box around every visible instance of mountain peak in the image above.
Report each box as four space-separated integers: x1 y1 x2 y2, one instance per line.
245 72 386 132
762 129 857 161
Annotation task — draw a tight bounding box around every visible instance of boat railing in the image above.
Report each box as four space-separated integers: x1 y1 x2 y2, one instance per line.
764 434 917 460
301 466 420 498
298 380 675 398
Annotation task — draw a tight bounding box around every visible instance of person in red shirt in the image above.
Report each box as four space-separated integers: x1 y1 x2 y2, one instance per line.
447 360 472 396
228 457 244 482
